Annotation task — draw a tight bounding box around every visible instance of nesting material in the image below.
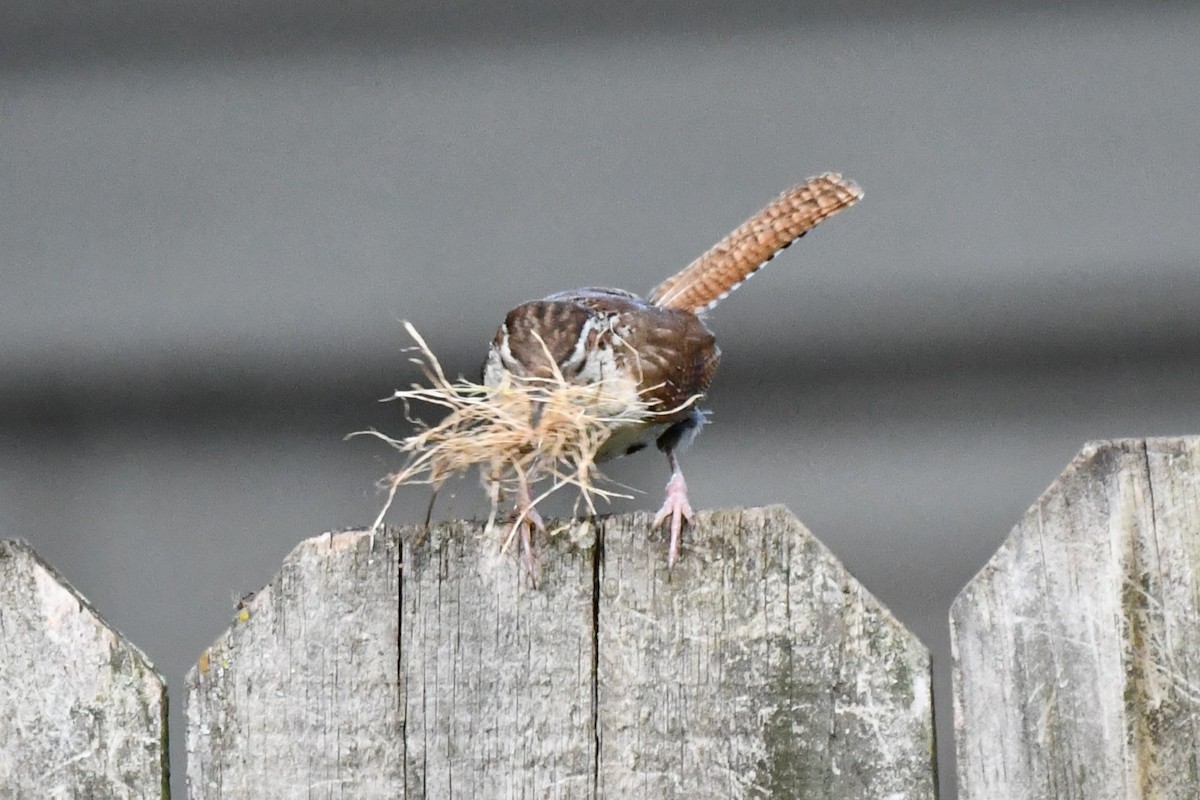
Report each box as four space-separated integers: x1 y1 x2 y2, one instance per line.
354 322 697 543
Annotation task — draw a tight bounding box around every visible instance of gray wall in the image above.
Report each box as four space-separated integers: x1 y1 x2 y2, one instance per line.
3 2 1199 796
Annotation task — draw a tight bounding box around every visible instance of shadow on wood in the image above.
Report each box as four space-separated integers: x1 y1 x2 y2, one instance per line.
185 505 935 799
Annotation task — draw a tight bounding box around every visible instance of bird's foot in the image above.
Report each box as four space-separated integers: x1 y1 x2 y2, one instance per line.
653 470 695 568
507 500 546 587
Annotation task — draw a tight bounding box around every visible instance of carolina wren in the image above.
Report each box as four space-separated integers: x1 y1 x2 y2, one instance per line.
483 173 862 567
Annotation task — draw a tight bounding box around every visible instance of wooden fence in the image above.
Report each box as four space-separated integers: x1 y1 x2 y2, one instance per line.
1 437 1197 798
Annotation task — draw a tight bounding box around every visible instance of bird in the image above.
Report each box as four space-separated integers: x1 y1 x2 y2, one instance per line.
482 173 863 569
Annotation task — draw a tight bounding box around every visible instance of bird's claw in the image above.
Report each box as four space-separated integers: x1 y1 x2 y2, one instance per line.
653 471 694 568
509 503 546 587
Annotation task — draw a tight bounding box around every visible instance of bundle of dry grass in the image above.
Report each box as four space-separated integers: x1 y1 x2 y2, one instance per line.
354 322 695 545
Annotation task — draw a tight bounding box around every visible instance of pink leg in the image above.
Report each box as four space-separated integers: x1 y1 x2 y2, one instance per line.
510 478 546 586
653 450 695 567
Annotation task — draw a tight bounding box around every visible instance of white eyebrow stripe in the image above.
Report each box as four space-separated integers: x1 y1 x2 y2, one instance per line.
559 314 606 374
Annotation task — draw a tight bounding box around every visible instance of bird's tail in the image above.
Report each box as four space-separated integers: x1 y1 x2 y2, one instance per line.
648 173 863 314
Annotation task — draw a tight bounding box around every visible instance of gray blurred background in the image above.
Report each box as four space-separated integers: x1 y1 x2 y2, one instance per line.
3 1 1199 796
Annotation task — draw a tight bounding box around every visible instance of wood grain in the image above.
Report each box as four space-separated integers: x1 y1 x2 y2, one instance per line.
399 518 597 798
596 506 934 799
186 530 404 799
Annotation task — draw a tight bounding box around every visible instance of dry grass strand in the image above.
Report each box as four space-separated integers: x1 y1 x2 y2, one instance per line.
351 322 699 536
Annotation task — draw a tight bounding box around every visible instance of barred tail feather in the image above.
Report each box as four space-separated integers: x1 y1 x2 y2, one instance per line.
649 173 863 314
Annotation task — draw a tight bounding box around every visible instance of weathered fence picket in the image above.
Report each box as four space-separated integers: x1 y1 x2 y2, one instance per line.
952 437 1200 800
0 540 168 798
185 506 934 799
591 508 932 799
185 528 405 797
2 437 1198 799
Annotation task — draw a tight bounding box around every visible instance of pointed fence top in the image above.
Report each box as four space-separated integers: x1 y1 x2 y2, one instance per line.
0 539 168 798
953 437 1200 800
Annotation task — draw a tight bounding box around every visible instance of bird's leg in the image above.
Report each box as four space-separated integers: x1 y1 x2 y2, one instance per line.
653 448 695 567
509 472 545 586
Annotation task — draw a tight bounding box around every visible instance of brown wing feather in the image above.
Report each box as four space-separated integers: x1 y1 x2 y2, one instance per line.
649 173 863 314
